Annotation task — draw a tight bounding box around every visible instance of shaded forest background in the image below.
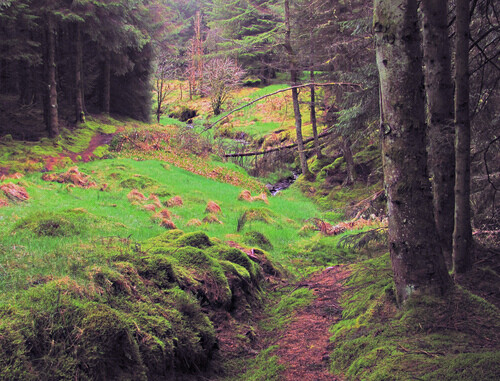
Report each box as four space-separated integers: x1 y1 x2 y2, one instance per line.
1 0 498 240
0 0 499 379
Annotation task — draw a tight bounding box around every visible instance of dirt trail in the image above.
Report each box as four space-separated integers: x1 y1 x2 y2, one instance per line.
45 132 115 171
276 265 349 381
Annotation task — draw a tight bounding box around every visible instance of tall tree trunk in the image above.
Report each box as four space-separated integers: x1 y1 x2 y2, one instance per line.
421 0 455 267
102 52 111 114
310 70 322 159
156 78 163 123
285 0 311 179
453 0 473 274
0 60 4 94
75 23 85 123
342 136 356 185
195 11 203 94
18 61 31 105
45 14 59 138
374 0 451 304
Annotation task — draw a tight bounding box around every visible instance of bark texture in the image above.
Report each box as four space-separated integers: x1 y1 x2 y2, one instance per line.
75 23 85 123
310 70 322 159
285 0 311 179
342 136 356 185
374 0 451 303
421 0 455 266
453 0 473 273
45 14 59 137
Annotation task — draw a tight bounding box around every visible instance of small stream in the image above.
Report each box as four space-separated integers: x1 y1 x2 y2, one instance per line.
266 171 299 195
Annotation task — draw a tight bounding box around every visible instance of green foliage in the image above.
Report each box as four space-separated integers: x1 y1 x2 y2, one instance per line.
288 234 356 267
237 207 277 231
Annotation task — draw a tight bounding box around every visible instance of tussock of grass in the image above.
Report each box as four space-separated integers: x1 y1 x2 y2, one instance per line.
231 345 285 381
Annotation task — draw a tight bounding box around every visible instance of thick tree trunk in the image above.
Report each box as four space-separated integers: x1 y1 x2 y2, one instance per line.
285 0 311 179
342 136 356 185
310 70 322 159
421 0 455 266
453 0 473 274
102 52 111 114
18 61 32 105
75 23 85 123
45 14 59 138
374 0 451 304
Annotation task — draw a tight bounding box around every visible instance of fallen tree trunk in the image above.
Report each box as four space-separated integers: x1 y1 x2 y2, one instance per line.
224 128 334 158
205 82 361 131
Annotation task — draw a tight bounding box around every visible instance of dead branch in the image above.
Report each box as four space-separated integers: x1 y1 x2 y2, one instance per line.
224 128 334 157
204 82 362 131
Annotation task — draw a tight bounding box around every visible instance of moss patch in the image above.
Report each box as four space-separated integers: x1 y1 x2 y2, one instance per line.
0 230 269 380
329 254 500 380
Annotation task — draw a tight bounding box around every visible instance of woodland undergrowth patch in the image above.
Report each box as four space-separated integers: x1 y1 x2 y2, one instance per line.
330 253 500 380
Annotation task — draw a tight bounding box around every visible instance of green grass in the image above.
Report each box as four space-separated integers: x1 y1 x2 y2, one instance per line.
229 345 285 381
0 115 120 173
0 157 324 300
261 287 315 331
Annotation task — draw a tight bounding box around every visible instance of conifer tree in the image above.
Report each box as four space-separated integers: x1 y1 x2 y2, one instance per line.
374 0 452 303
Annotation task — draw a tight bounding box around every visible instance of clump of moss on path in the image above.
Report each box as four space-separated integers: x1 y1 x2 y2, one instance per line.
329 253 500 380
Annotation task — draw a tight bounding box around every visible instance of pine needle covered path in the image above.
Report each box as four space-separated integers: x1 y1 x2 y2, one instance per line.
276 265 349 380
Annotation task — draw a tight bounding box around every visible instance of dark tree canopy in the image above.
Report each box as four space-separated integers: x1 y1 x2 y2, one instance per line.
0 0 166 138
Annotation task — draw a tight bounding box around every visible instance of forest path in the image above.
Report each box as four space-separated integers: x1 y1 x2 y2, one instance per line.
45 130 117 171
275 265 348 380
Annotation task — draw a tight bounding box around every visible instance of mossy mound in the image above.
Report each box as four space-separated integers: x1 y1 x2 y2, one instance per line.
243 231 273 251
120 174 157 189
329 253 500 380
209 246 261 284
12 209 104 237
172 246 233 307
0 229 269 380
174 231 213 249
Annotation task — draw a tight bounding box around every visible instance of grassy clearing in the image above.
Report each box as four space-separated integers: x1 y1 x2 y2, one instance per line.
0 156 328 300
160 82 319 144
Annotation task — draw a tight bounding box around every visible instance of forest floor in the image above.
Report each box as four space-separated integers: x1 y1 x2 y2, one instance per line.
44 131 117 171
2 113 498 380
274 265 348 381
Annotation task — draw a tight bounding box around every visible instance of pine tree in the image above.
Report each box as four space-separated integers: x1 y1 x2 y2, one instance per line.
453 0 473 274
207 0 280 81
374 0 452 303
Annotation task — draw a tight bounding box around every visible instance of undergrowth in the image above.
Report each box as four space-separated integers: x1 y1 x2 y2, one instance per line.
330 253 500 380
